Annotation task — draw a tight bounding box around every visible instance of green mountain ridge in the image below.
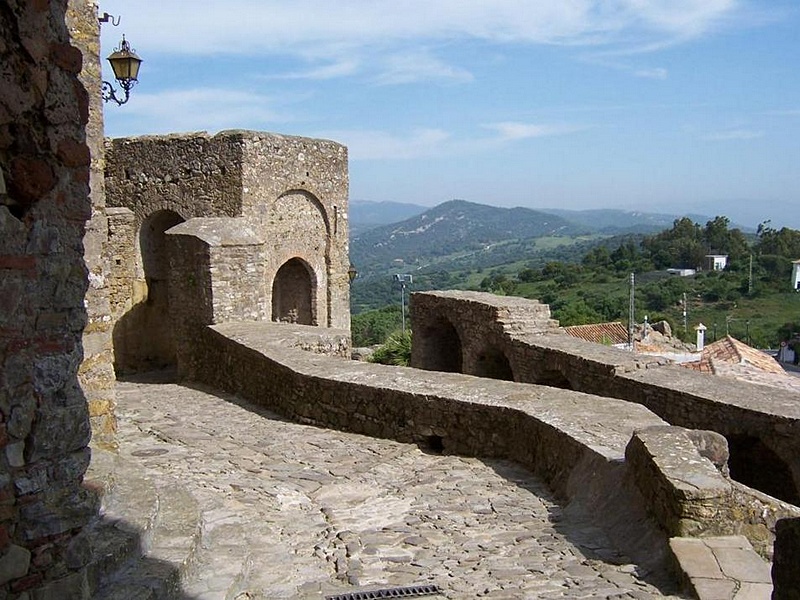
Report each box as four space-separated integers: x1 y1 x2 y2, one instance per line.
351 199 579 273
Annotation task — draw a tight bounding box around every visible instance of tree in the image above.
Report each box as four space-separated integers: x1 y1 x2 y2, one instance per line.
351 305 403 346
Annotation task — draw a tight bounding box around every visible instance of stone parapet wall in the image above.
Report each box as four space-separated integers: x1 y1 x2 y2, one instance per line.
167 218 268 325
0 0 97 594
626 426 800 558
411 291 800 505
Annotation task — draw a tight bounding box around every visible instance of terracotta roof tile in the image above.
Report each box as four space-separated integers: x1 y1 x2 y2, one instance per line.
563 322 628 346
681 336 800 392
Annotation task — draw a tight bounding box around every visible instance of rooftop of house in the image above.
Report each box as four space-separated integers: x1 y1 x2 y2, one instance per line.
562 321 629 346
683 336 800 392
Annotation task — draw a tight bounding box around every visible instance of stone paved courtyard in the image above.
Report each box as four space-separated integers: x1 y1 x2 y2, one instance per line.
113 374 686 599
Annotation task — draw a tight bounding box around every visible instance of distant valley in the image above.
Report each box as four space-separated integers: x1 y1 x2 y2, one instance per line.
348 199 728 312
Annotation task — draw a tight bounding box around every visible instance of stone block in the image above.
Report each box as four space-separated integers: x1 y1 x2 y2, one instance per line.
0 544 31 585
627 426 731 537
670 536 772 600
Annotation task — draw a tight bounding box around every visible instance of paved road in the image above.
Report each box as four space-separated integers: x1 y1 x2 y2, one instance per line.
115 375 684 599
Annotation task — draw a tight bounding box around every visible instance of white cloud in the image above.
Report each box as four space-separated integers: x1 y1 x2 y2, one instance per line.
634 67 668 79
318 128 451 160
483 121 586 141
108 88 288 136
701 129 765 141
276 60 360 81
375 50 474 85
101 0 748 74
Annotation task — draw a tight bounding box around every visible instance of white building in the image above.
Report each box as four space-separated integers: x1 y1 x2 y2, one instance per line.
705 254 728 271
792 259 800 291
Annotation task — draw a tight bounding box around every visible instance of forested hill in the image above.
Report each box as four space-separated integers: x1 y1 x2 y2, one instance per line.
351 199 579 271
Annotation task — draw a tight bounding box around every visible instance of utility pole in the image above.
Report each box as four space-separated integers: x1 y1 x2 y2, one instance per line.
394 274 413 333
748 254 753 295
683 292 688 334
628 273 635 350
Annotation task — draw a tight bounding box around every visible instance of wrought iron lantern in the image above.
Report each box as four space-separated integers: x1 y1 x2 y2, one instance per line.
102 35 142 106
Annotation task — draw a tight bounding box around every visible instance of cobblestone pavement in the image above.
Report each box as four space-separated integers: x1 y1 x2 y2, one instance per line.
115 375 685 599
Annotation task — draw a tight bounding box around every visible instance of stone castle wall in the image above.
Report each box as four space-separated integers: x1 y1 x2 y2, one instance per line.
0 0 96 595
104 131 350 373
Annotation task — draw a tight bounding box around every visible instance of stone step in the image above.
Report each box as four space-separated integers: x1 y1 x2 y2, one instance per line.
669 536 773 599
83 448 203 599
181 522 253 600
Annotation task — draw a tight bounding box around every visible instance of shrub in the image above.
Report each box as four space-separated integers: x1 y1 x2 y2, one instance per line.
369 329 412 366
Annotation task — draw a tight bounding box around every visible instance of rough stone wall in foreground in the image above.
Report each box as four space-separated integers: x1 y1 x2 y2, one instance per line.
0 0 95 595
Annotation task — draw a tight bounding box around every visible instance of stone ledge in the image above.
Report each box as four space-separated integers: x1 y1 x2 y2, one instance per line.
669 536 772 600
83 449 202 598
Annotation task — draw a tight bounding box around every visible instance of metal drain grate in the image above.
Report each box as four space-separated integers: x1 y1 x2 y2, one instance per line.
325 584 440 600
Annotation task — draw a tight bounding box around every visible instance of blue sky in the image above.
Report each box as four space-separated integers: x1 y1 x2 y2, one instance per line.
100 1 800 229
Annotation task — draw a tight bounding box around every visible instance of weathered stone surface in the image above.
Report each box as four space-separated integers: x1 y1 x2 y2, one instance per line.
68 0 117 450
110 376 684 598
626 426 731 537
669 536 772 600
1 1 97 594
0 545 31 586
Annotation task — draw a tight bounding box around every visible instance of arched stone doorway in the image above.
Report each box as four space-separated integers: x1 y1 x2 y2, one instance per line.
113 209 185 373
272 258 316 325
474 345 514 381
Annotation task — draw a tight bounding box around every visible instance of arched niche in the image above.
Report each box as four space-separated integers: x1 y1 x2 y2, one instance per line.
113 209 185 373
474 345 515 381
414 317 463 373
727 434 800 505
272 257 317 325
267 190 331 325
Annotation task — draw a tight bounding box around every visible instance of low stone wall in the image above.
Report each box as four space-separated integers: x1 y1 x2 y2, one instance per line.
626 426 799 558
411 291 800 505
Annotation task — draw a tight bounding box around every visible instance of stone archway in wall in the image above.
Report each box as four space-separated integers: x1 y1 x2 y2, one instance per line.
113 209 185 372
413 317 463 373
474 344 514 381
272 257 317 325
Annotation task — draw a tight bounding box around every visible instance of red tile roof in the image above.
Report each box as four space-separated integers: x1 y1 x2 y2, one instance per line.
683 336 800 392
563 322 628 346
